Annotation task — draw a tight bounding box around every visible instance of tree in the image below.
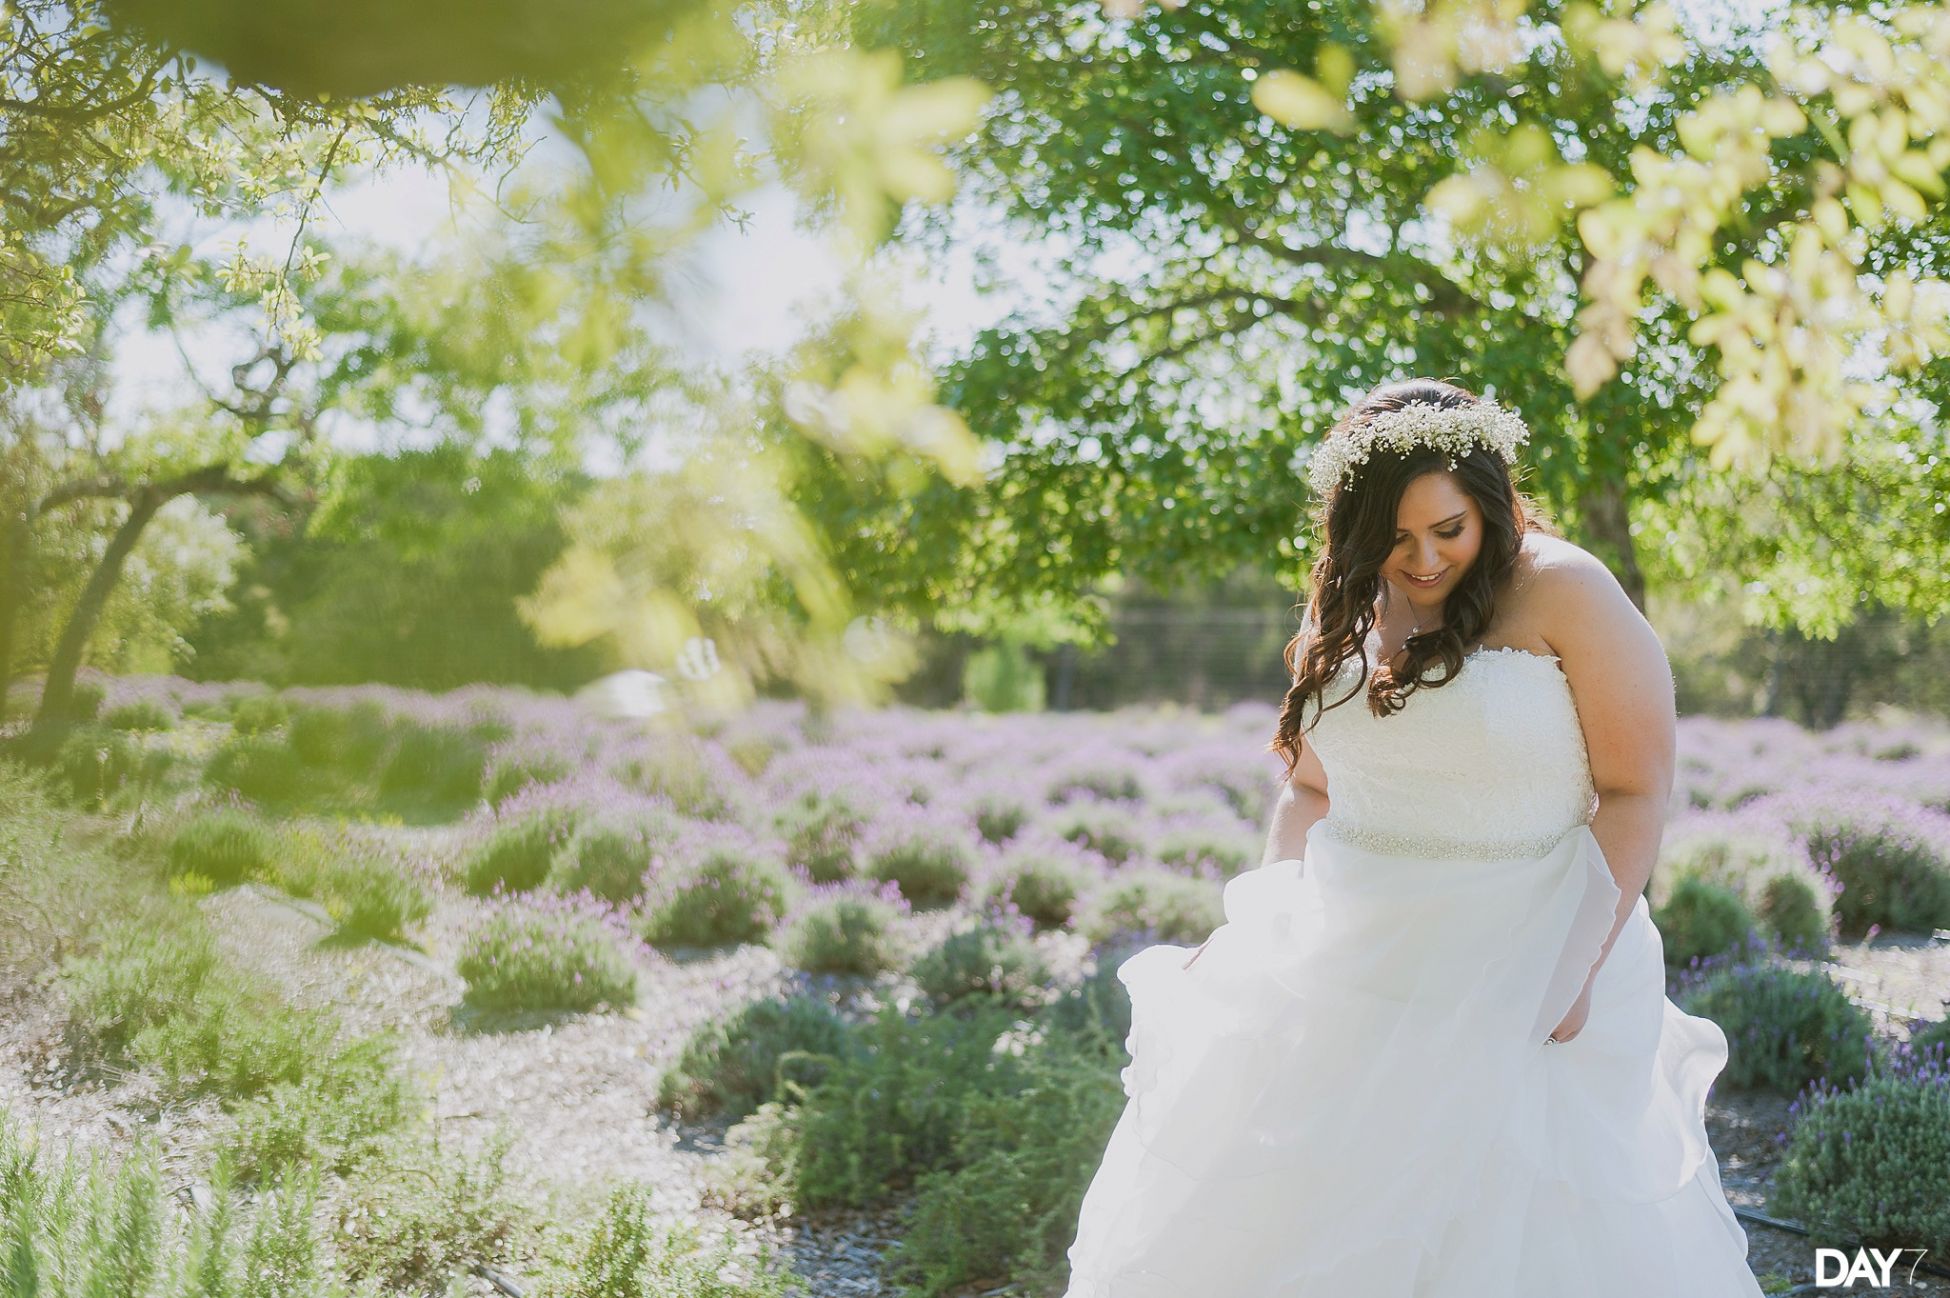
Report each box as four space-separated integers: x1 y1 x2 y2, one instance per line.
4 0 1000 738
1 0 537 377
779 0 1949 649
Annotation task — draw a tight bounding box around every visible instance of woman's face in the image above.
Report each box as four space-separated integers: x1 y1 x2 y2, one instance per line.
1383 470 1483 616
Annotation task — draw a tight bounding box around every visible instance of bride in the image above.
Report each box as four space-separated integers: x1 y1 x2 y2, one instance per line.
1060 378 1765 1296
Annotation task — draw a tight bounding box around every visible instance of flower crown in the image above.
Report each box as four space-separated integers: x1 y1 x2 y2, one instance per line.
1307 399 1530 496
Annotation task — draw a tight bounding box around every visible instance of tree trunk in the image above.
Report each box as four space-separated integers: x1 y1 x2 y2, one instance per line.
1050 641 1078 711
1577 476 1646 613
0 511 27 716
25 489 164 753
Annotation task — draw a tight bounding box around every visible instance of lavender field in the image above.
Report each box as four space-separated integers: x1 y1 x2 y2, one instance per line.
2 669 1948 1296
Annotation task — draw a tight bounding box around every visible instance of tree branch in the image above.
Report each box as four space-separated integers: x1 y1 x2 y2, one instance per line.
1206 200 1484 316
40 461 301 515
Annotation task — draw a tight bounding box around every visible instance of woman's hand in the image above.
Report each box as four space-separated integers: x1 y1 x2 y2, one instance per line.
1548 979 1594 1044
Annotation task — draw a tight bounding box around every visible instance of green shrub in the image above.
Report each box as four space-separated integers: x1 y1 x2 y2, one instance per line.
910 922 1054 1014
970 790 1032 845
69 680 105 721
1075 866 1223 947
103 698 175 732
1153 826 1254 878
267 823 342 900
376 722 487 809
1906 1015 1950 1063
166 809 275 887
556 1181 794 1298
1801 810 1950 938
773 789 868 884
772 892 905 976
1677 963 1876 1094
483 750 571 806
979 849 1086 930
548 810 679 904
229 691 291 736
288 701 395 772
60 914 222 1059
1044 804 1145 865
861 821 975 909
331 1128 524 1296
0 1110 349 1298
455 907 638 1013
124 978 337 1100
699 1101 803 1220
462 808 578 897
656 993 857 1123
1200 767 1276 823
0 758 134 986
610 743 746 821
321 857 433 941
963 640 1045 712
221 1033 419 1182
202 734 307 804
1654 874 1762 968
1756 871 1831 955
792 1001 1033 1211
52 724 171 810
888 1030 1129 1297
62 913 337 1101
1039 958 1136 1049
1768 1067 1950 1257
723 735 776 779
635 841 796 948
1046 764 1143 804
1655 826 1836 953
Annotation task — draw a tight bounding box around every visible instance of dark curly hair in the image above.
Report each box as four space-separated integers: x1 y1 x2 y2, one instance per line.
1268 377 1560 784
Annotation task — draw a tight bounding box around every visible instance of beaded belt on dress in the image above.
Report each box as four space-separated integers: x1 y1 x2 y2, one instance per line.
1317 818 1587 860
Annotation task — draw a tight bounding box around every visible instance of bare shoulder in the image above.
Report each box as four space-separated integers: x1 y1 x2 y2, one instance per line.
1521 534 1677 797
1489 533 1601 651
1519 534 1642 649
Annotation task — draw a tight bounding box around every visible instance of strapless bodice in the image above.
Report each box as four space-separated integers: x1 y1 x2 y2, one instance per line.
1302 646 1598 858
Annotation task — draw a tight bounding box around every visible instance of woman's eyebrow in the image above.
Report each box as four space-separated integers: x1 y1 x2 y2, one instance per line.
1396 510 1467 534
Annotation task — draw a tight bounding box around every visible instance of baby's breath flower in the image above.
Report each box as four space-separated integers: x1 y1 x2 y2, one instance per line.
1308 400 1531 497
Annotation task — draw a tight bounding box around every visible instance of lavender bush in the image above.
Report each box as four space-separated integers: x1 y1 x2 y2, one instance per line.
1073 865 1224 947
772 881 910 975
634 824 797 948
910 911 1053 1014
1768 1050 1950 1256
859 806 979 909
1747 791 1950 937
1676 962 1876 1094
455 901 640 1013
656 992 857 1122
977 838 1094 931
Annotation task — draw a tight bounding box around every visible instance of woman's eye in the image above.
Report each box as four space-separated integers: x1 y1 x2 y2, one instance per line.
1438 528 1463 539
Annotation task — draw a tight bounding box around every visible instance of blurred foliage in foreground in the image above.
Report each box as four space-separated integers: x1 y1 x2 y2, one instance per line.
6 0 1950 740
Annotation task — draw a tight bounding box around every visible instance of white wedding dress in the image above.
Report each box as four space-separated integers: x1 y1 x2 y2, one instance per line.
1061 645 1764 1297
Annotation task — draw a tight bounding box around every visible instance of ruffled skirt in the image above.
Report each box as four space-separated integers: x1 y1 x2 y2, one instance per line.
1061 818 1765 1297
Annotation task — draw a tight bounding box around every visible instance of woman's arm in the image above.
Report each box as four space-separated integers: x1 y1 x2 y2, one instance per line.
1263 780 1330 867
1541 552 1678 984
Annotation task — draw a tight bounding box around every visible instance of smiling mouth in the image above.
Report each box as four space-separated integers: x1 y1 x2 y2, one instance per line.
1406 570 1447 585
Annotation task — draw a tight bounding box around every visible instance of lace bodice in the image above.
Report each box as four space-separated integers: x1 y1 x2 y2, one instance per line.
1302 646 1598 858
